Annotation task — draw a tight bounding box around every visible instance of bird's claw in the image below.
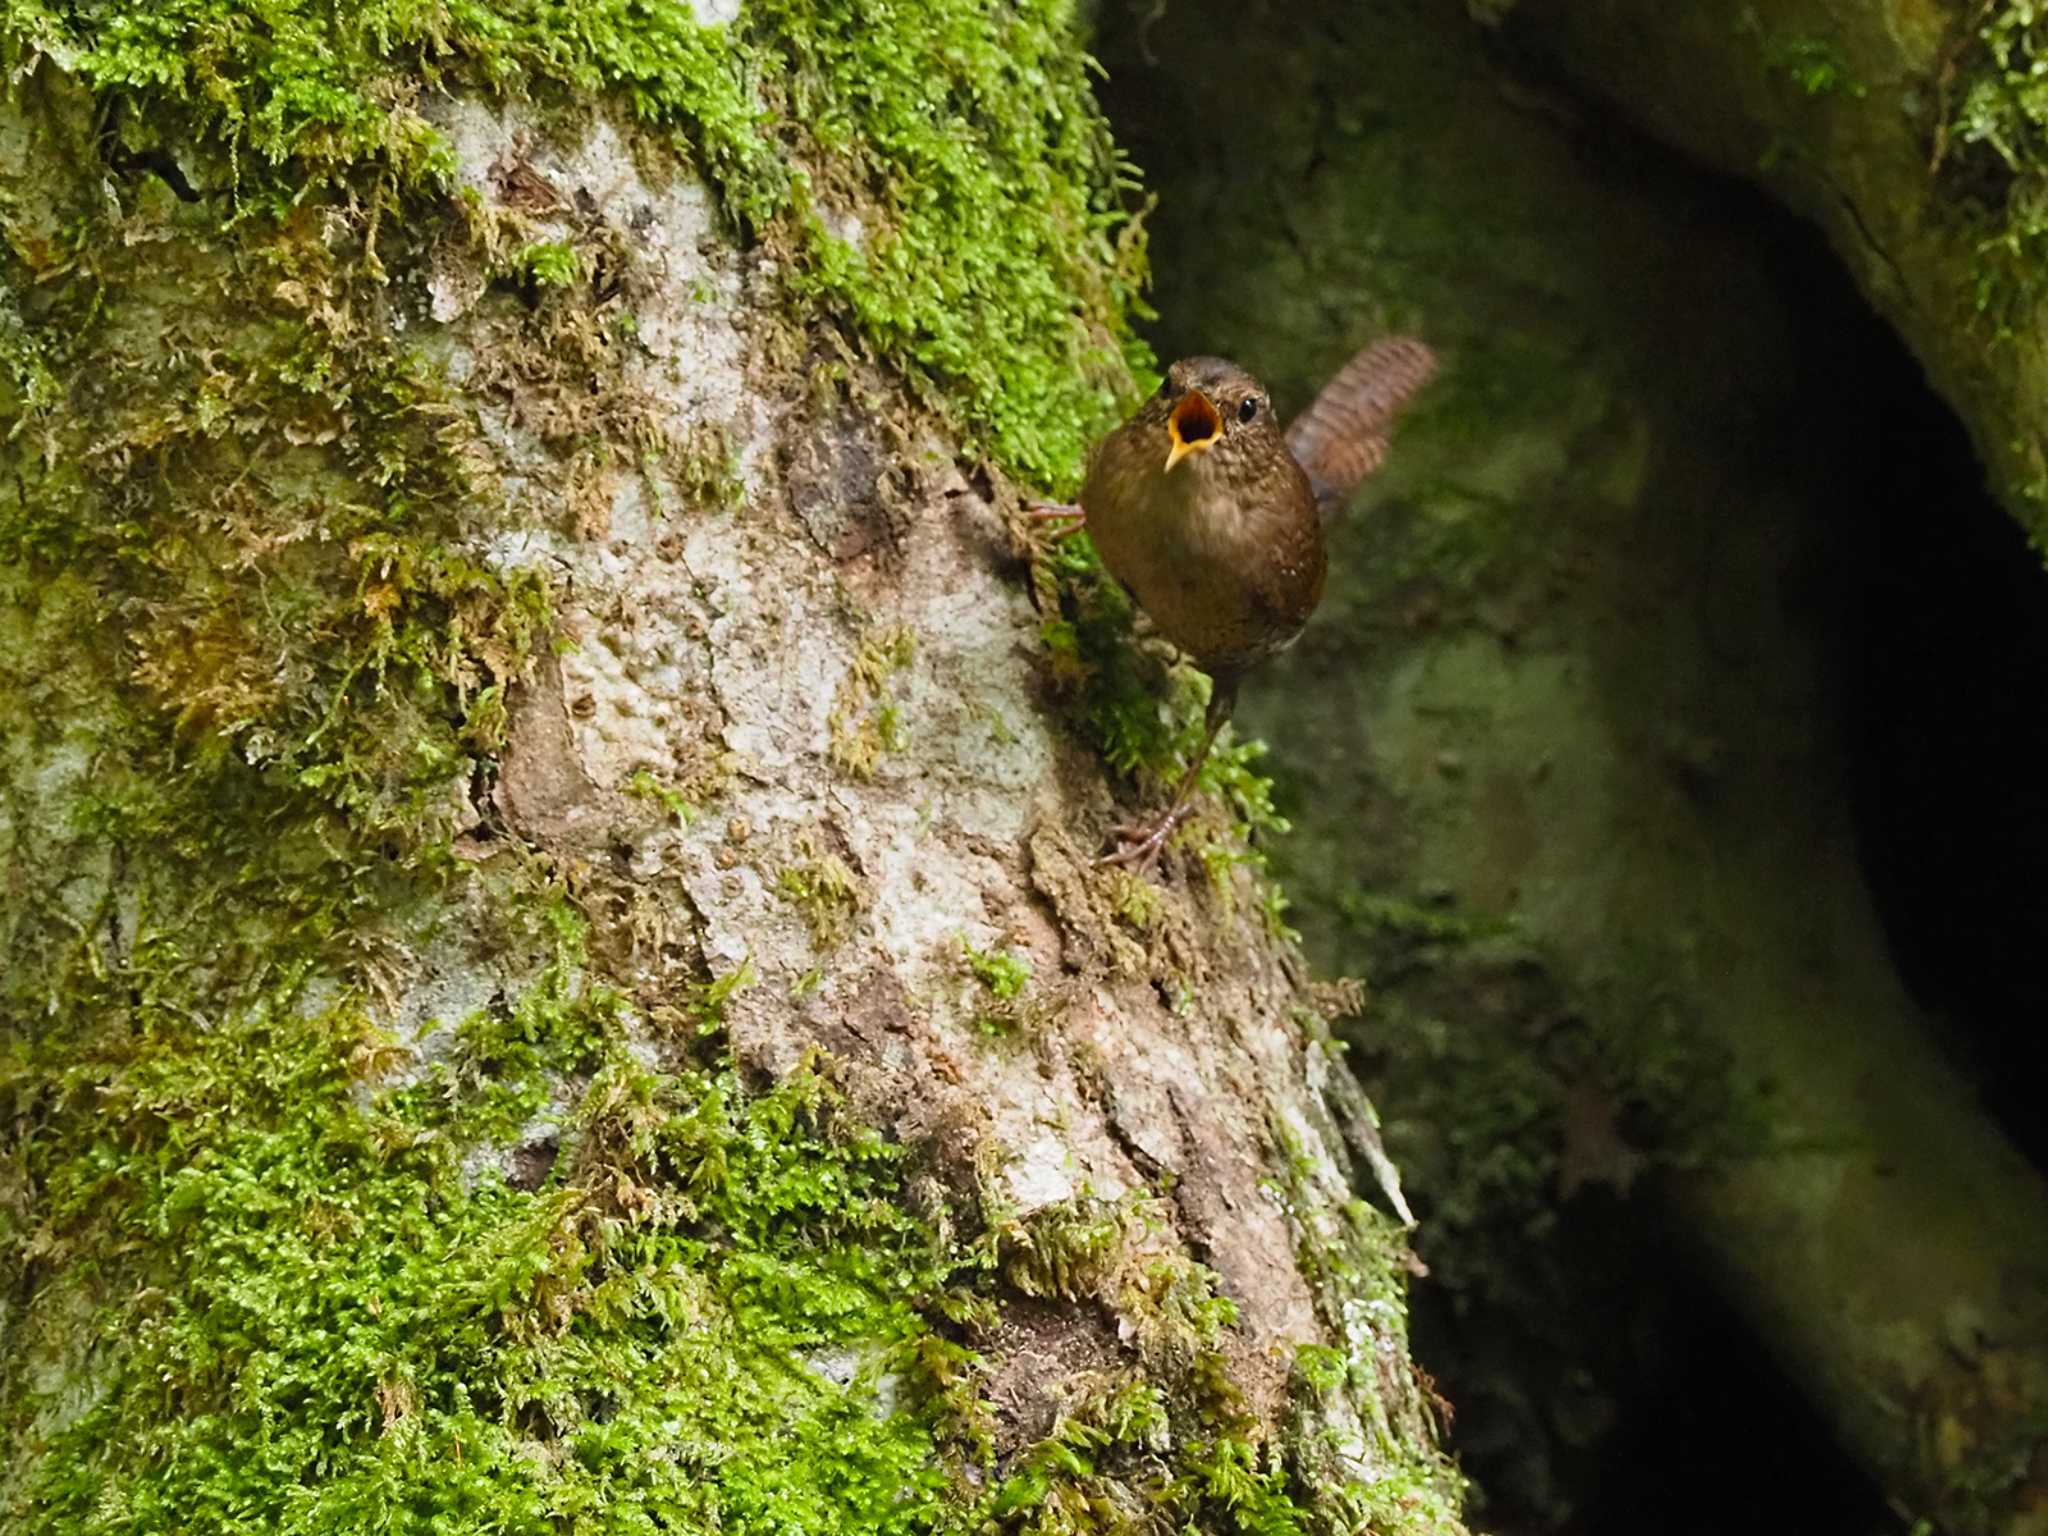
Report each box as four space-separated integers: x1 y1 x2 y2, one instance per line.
1025 500 1087 538
1094 805 1191 874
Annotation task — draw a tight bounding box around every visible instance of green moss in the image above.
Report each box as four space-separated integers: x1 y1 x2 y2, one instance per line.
977 1261 1377 1536
1029 530 1291 886
1293 1343 1348 1396
986 1376 1174 1531
958 937 1043 1038
624 767 700 827
761 0 1151 486
1736 15 1862 101
776 834 864 950
513 237 581 287
829 622 917 779
0 0 1145 486
0 927 968 1531
0 199 551 975
998 1195 1135 1302
1261 1121 1466 1535
974 1288 1446 1536
667 419 747 514
1099 866 1162 932
1943 3 2048 357
961 937 1032 1001
0 903 1447 1530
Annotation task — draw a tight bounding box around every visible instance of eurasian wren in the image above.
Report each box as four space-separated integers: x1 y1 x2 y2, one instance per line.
1035 336 1437 870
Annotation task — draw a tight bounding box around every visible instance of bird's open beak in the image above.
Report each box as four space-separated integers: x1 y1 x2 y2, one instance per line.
1164 391 1222 473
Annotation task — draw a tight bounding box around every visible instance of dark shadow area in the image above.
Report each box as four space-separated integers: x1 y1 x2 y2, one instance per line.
1090 2 2039 1530
1722 114 2048 1185
1838 328 2048 1178
1559 1261 1900 1536
1408 1190 1898 1535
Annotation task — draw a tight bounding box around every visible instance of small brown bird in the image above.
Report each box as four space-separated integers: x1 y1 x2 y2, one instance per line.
1034 337 1437 869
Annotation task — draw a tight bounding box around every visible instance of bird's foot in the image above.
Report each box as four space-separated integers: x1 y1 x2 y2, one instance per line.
1094 803 1193 874
1025 500 1087 538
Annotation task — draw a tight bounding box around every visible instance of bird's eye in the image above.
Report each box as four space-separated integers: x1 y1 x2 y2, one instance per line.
1237 396 1260 424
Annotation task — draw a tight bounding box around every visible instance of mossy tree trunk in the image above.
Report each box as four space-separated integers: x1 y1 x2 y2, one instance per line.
0 5 1461 1531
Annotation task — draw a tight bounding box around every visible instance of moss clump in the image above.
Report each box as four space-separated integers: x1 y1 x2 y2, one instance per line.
1030 527 1293 886
973 1207 1396 1536
753 0 1151 485
961 938 1032 1001
958 937 1045 1038
982 1272 1424 1536
1737 15 1862 101
1942 3 2048 352
829 622 917 779
667 419 747 514
777 833 865 950
0 929 964 1531
987 1369 1309 1536
0 0 1146 486
512 237 581 287
999 1195 1135 1302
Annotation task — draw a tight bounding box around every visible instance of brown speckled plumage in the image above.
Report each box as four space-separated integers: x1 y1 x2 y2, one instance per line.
1081 355 1325 686
1061 338 1435 868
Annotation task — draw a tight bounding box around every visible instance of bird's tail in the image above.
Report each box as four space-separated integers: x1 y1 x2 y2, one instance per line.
1284 335 1437 520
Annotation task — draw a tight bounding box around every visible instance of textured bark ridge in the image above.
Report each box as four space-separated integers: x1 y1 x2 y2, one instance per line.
0 8 1461 1531
458 97 1329 1412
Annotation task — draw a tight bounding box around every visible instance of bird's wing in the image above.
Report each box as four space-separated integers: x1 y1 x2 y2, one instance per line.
1285 336 1437 521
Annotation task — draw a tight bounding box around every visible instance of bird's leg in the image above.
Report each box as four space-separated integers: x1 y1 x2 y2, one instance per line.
1098 681 1238 873
1025 499 1087 539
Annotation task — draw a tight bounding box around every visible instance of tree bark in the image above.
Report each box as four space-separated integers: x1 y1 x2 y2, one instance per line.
0 6 1461 1531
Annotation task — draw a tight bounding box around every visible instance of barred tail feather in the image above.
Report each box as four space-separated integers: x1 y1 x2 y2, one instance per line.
1285 336 1437 519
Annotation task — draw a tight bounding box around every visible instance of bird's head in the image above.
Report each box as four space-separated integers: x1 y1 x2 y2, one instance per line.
1151 356 1279 478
